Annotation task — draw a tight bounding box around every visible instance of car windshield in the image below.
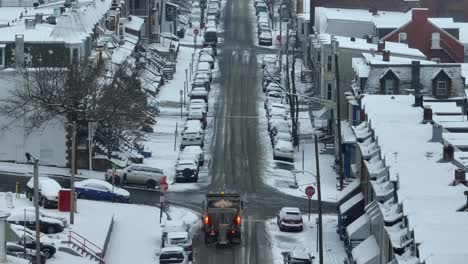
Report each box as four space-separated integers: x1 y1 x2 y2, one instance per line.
286 212 300 215
170 238 188 244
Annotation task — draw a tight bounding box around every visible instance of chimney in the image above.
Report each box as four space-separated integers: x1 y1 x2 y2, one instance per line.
366 35 373 43
377 41 385 52
443 144 455 161
454 168 466 185
383 50 390 61
350 37 356 42
15 34 24 67
413 94 423 107
35 13 43 23
24 19 36 29
412 8 429 22
431 124 443 143
369 6 378 16
411 61 421 94
422 107 433 124
0 211 11 262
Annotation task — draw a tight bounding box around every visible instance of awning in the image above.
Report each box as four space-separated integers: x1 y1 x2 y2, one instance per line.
339 193 364 215
351 236 380 264
346 214 371 241
337 178 361 205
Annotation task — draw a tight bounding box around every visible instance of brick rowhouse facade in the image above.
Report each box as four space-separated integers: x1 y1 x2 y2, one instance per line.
381 9 465 63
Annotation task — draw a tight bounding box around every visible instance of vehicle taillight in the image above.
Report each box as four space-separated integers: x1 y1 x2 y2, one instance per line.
204 215 210 225
231 229 236 235
235 215 241 225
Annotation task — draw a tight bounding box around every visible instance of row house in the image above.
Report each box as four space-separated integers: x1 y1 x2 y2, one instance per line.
0 0 145 168
309 34 426 120
337 94 468 264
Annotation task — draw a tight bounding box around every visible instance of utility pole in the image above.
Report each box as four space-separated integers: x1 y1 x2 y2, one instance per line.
334 45 344 191
70 123 76 225
33 158 41 264
314 134 324 264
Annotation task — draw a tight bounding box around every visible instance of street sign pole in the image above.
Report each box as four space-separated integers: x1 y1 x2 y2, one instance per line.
159 194 164 224
308 197 311 222
305 186 315 222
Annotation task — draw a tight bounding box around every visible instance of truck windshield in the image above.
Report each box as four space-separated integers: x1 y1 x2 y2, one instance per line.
160 253 184 263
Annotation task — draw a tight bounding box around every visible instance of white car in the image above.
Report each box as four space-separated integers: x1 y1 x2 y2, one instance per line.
196 62 212 81
272 131 292 145
188 109 207 128
273 139 294 162
267 106 289 120
105 164 165 189
166 232 193 261
189 104 207 114
206 20 217 29
199 47 216 58
268 118 291 133
190 87 208 102
184 120 204 132
8 210 64 234
190 99 208 112
265 96 287 111
259 31 273 46
181 125 205 149
181 146 205 166
26 177 62 208
267 102 289 115
159 246 189 264
277 207 303 232
199 54 215 69
162 220 188 247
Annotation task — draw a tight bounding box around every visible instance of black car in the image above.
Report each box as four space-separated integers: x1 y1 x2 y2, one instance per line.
7 242 47 263
8 210 64 234
17 233 57 259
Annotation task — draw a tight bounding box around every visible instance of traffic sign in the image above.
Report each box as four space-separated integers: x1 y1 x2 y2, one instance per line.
193 28 199 35
160 181 169 192
305 186 315 198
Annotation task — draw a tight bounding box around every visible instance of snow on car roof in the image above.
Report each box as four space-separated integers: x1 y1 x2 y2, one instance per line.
275 140 293 149
182 146 202 152
27 177 62 196
282 207 300 212
160 246 184 253
167 231 189 239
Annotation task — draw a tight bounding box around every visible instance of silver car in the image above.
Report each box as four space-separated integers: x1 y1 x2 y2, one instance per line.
105 164 165 189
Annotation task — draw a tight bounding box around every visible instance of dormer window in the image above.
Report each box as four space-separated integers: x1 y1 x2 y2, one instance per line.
432 69 452 98
380 68 400 95
398 32 407 44
431 32 441 49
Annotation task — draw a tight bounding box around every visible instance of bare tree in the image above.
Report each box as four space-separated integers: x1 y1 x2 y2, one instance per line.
0 58 152 168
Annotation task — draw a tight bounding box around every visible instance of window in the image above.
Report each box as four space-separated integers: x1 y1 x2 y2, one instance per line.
385 79 395 94
327 83 332 100
398 32 407 44
327 55 332 72
0 46 4 67
437 80 447 96
301 23 305 35
72 48 79 63
431 32 440 49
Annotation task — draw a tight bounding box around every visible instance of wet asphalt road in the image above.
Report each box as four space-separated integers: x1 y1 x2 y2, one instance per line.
0 0 336 262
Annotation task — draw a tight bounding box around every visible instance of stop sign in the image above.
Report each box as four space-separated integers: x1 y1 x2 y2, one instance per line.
193 28 199 35
305 186 315 198
159 181 169 192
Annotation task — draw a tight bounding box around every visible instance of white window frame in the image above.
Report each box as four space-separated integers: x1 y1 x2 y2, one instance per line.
437 80 447 96
385 79 395 94
398 32 407 44
431 32 441 49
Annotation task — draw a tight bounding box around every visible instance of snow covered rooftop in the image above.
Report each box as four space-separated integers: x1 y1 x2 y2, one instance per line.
361 53 433 65
0 0 113 44
360 95 468 264
315 34 426 58
315 7 412 29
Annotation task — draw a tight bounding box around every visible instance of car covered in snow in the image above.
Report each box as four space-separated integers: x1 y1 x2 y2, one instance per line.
181 146 204 166
272 131 292 145
190 99 208 112
269 119 291 136
175 159 199 183
190 87 209 102
26 177 62 209
105 164 165 189
181 125 205 149
203 27 218 47
266 106 289 120
7 242 46 263
273 139 294 162
277 207 303 232
8 210 64 234
165 232 193 261
282 249 314 264
187 109 207 128
199 47 216 58
161 220 189 247
159 246 189 264
75 179 130 203
199 53 215 69
258 31 273 46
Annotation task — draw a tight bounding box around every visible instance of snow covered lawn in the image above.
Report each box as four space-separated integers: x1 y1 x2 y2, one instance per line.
266 214 347 264
0 161 104 180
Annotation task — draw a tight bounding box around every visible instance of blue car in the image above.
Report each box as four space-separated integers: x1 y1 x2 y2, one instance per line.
75 179 130 203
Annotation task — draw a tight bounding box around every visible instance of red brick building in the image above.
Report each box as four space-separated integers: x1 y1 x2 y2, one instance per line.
310 0 468 27
381 9 465 63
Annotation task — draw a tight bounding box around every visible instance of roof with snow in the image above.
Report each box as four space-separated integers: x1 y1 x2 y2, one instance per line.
356 95 468 264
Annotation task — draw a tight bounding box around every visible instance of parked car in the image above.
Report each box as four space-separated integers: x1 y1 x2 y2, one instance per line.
21 208 67 227
190 99 208 112
272 131 292 145
265 96 288 112
184 119 204 132
105 164 165 189
26 177 62 209
8 210 64 235
282 249 314 264
175 159 199 183
181 125 205 149
277 207 303 232
255 2 268 14
190 87 209 102
266 102 289 115
257 23 270 36
7 242 46 264
193 73 211 91
16 231 57 259
203 27 218 47
259 31 273 46
264 82 283 93
206 19 216 29
268 118 290 133
254 0 266 7
199 53 215 69
273 140 294 162
200 47 216 58
196 62 213 81
159 246 189 264
9 224 56 246
161 220 188 247
181 146 204 166
165 232 193 261
188 109 207 128
75 179 130 203
267 107 289 120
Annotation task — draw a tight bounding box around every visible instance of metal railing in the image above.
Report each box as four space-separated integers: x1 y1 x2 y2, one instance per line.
68 230 105 264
